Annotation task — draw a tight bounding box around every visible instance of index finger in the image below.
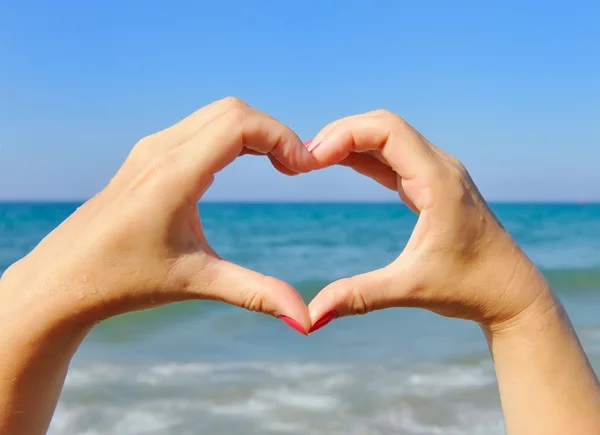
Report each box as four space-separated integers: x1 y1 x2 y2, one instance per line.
307 111 443 182
171 105 318 200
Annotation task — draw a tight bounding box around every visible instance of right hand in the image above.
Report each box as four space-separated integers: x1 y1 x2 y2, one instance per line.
305 110 555 332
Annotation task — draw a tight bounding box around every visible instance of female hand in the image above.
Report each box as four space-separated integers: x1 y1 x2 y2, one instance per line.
0 97 318 434
303 110 600 435
304 110 554 331
1 97 315 333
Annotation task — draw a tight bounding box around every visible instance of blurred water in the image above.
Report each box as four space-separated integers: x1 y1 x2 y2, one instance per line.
1 202 600 434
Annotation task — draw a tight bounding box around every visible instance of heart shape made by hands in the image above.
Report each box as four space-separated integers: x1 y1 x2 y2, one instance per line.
227 110 528 337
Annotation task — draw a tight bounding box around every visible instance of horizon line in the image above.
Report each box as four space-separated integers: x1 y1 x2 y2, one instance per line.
0 199 598 205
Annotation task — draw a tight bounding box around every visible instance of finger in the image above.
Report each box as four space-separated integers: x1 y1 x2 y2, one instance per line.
146 97 250 151
309 112 443 183
307 266 400 333
172 107 316 200
115 98 248 189
307 113 447 212
268 154 300 176
338 153 397 191
131 97 305 176
338 153 418 212
239 149 300 175
239 148 263 157
371 149 390 166
184 106 315 175
186 257 311 335
305 110 383 151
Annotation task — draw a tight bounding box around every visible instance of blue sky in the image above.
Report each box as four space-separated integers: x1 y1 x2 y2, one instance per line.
1 0 599 202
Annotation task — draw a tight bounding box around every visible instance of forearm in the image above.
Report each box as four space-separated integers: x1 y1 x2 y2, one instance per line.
0 266 92 435
483 270 600 435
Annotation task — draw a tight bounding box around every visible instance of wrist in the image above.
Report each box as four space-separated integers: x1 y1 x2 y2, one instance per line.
480 260 562 344
0 260 97 343
480 263 600 435
0 262 94 435
478 237 558 328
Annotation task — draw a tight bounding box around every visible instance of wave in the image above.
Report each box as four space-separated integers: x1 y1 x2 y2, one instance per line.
541 265 600 293
88 267 600 341
87 300 223 342
51 360 502 435
289 268 600 296
266 268 600 296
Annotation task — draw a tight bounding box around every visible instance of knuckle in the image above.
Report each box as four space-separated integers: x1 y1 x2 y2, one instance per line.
220 96 249 111
448 164 466 186
134 134 158 152
452 157 468 174
444 164 472 204
219 105 248 129
242 288 265 313
228 106 248 122
241 274 272 314
371 108 392 118
127 134 160 164
344 277 374 315
372 109 404 123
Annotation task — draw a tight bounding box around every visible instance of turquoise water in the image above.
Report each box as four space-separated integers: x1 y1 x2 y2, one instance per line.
1 202 600 434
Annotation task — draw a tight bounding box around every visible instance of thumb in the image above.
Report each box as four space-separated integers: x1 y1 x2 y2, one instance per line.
307 265 402 334
186 257 311 335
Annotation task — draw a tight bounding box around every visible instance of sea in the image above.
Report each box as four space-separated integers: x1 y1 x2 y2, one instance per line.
1 202 600 435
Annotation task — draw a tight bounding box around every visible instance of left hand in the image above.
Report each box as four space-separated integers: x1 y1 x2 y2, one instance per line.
1 97 315 335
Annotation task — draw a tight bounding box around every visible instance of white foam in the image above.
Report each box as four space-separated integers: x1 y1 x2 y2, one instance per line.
257 387 339 411
210 398 273 416
378 405 504 435
53 360 502 435
261 420 307 433
111 410 176 434
405 366 494 396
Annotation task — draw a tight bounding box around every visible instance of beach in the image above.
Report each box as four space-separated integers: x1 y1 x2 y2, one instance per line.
1 202 599 435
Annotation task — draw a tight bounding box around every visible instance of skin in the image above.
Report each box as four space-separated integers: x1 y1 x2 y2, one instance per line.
0 97 315 434
0 100 598 434
305 110 600 434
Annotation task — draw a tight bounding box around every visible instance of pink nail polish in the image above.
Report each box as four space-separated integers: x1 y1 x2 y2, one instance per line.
280 316 308 336
309 311 338 334
306 141 321 153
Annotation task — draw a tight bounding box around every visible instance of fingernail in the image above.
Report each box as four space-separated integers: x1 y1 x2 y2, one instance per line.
308 310 338 334
303 139 313 148
280 316 308 336
306 140 322 153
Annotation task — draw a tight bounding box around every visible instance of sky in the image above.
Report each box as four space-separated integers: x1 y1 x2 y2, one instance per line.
0 0 599 202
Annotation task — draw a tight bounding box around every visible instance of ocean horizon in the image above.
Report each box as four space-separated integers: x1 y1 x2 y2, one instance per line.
1 199 599 204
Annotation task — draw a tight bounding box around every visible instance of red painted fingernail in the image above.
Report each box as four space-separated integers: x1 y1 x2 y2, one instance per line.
309 311 338 334
280 316 308 336
306 141 321 153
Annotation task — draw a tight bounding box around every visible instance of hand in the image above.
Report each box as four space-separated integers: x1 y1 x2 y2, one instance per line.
305 110 555 332
1 97 314 334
